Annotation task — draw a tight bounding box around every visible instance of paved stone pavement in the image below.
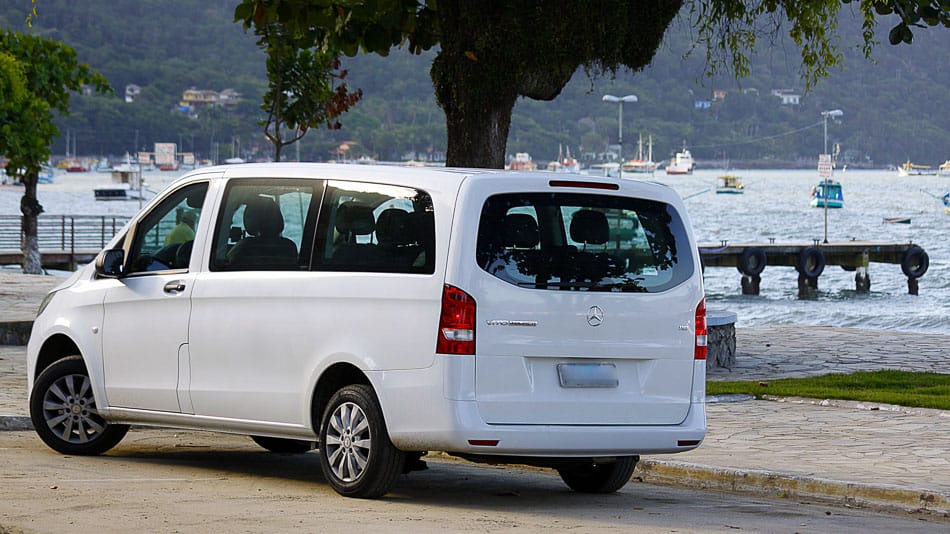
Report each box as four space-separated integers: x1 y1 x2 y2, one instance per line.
710 325 950 380
0 272 63 323
2 271 949 515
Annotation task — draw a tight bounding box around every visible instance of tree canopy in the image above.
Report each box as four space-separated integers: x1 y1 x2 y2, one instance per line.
235 0 950 168
256 22 362 161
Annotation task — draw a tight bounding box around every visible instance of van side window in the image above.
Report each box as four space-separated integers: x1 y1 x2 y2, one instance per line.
126 182 209 274
312 180 435 274
210 179 321 271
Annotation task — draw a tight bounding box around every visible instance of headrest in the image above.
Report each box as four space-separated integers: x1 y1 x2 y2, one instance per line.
335 202 376 236
244 196 284 237
376 208 413 246
570 209 609 245
503 213 539 248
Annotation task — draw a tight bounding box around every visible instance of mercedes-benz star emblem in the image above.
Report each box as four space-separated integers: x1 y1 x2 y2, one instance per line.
587 305 604 327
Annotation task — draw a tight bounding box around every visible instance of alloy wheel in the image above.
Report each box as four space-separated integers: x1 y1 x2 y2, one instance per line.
41 373 107 444
324 401 372 482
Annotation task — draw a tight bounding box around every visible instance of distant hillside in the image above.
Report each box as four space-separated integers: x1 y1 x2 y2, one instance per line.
2 1 948 167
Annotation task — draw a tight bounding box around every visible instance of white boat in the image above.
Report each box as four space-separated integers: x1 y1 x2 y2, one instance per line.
95 158 112 172
938 160 950 177
665 144 694 175
622 134 658 174
506 152 536 171
897 161 937 176
547 145 581 173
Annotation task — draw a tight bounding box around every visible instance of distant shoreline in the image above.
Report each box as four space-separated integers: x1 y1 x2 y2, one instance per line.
689 159 889 171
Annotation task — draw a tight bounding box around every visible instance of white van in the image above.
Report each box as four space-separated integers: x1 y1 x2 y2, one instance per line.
27 163 707 498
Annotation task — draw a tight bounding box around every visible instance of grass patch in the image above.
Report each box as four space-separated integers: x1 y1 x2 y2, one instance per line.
707 370 950 410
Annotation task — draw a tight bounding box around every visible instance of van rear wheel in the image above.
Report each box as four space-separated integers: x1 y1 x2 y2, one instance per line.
318 384 405 498
556 456 639 493
30 356 129 456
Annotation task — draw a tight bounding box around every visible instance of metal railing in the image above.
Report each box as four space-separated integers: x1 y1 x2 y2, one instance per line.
0 215 130 253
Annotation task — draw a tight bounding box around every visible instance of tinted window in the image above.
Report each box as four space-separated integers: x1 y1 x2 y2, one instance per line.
127 182 208 273
210 179 321 271
312 180 434 274
476 193 693 292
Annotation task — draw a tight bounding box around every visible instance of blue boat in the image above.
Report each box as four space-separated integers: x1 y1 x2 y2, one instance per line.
810 180 843 208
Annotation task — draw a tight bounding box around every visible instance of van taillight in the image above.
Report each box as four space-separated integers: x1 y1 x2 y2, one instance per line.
437 285 476 355
694 298 707 360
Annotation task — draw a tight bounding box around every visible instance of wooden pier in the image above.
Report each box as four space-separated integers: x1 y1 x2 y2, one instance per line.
699 241 930 297
0 215 129 271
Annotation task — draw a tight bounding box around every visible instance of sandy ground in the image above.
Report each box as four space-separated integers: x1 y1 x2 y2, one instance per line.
1 428 945 534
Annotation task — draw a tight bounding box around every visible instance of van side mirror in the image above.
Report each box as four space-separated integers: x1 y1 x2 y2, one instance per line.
95 248 126 278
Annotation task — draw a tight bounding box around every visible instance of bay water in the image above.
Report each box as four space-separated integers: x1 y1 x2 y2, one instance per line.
2 167 947 334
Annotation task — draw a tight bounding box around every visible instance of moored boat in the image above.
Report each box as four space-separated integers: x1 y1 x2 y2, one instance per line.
547 145 581 173
665 144 694 175
897 161 937 176
622 134 658 174
938 160 950 177
810 180 843 208
716 174 744 194
506 152 537 171
63 158 89 172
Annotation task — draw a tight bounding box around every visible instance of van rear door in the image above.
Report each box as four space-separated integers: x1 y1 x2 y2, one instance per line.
462 187 702 426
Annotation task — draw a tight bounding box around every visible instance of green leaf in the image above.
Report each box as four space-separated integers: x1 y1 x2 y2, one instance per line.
234 2 254 23
888 23 904 44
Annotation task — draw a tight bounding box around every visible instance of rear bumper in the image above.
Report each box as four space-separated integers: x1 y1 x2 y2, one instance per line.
372 357 707 457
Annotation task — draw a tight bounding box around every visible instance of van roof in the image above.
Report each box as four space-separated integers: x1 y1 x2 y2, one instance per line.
178 162 680 204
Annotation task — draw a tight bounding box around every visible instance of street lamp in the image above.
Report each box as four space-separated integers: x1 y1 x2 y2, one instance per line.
819 109 843 244
820 109 843 155
603 94 638 178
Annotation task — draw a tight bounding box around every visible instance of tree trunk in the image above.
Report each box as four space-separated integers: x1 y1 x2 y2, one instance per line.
20 171 44 274
437 75 517 169
431 3 522 169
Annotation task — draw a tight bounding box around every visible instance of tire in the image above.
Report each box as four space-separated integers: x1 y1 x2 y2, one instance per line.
557 456 639 494
737 247 766 276
901 246 929 278
250 435 314 454
30 356 129 456
796 246 826 278
317 384 405 498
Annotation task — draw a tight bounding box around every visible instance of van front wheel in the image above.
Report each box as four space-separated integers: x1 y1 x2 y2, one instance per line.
30 356 129 456
318 384 405 498
556 456 639 493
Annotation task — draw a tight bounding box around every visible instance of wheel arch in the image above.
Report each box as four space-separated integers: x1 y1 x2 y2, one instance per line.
310 362 371 430
34 334 83 379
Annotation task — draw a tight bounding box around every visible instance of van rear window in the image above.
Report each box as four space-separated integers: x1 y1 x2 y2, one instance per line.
476 193 694 292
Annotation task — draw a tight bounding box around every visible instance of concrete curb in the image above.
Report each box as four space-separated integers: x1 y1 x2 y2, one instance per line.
0 415 32 431
637 459 950 516
0 320 32 346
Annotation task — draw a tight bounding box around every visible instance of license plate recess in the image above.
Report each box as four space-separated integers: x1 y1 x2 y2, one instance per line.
556 362 619 388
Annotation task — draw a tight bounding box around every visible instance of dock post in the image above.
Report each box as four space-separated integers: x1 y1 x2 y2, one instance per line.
908 277 919 296
740 274 760 295
797 273 819 298
855 251 870 294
